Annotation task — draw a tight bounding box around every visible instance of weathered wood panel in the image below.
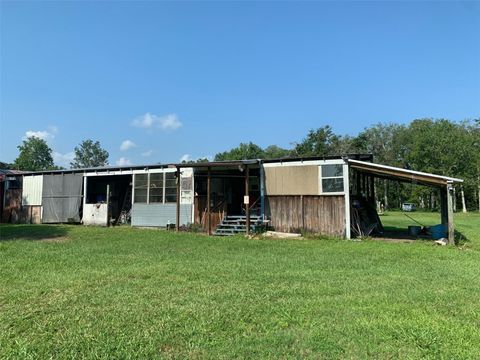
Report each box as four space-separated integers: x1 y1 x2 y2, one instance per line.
194 195 227 233
264 166 319 195
266 195 345 237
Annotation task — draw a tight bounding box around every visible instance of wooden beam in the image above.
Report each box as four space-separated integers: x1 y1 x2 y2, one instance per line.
355 170 361 196
245 166 250 235
259 165 265 220
175 167 180 231
369 175 375 203
447 184 455 245
440 187 448 225
207 167 211 235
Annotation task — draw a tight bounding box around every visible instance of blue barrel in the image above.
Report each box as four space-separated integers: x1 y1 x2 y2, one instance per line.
431 224 447 240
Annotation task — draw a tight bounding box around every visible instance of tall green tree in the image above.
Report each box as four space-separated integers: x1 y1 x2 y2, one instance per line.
263 145 291 159
214 142 265 161
352 123 407 209
292 126 341 157
70 140 109 168
13 137 55 171
352 123 405 165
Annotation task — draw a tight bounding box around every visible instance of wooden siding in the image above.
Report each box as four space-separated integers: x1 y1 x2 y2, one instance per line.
194 195 227 233
266 195 345 236
264 166 319 195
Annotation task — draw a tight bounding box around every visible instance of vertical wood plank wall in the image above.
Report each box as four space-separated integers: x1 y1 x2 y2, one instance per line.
266 195 345 236
194 195 227 233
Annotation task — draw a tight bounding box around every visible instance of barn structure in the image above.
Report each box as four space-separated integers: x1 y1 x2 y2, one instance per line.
12 154 463 244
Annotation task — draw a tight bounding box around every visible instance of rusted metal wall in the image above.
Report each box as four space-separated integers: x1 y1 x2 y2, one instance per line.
2 189 22 223
265 195 345 237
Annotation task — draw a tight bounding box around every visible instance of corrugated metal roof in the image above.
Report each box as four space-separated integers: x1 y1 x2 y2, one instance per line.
18 154 373 175
348 159 463 187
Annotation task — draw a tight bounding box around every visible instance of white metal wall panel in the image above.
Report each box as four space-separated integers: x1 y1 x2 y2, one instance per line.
22 175 43 205
131 203 192 227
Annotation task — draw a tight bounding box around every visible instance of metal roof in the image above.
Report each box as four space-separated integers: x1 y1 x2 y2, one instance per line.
19 154 373 175
348 159 463 187
0 169 24 181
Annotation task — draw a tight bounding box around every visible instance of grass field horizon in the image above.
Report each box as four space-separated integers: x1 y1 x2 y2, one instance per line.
1 211 479 359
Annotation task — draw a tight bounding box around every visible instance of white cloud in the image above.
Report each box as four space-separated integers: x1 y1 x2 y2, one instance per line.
141 150 153 157
48 125 59 135
180 154 191 162
23 130 55 141
131 113 182 131
120 139 136 151
159 114 182 130
116 157 132 166
53 151 74 168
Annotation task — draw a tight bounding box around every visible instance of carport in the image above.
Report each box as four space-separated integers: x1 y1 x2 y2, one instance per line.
348 159 464 244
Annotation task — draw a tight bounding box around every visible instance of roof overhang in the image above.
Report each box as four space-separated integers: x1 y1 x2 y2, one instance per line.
172 159 260 169
348 159 463 187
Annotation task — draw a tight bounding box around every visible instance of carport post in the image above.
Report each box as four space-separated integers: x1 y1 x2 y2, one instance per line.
176 167 180 231
440 187 448 226
447 183 455 245
207 167 211 235
245 165 250 235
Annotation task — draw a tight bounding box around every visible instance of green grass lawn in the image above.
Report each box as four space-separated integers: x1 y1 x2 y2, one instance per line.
1 211 479 359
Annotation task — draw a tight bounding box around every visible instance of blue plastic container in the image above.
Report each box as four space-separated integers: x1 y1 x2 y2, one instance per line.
430 224 447 240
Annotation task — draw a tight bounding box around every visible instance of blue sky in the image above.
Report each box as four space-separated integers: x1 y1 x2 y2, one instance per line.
1 1 479 167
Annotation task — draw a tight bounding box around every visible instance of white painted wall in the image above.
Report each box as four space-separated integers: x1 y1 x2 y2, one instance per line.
82 203 108 226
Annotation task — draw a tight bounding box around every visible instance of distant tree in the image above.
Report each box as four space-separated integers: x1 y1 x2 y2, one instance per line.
181 157 210 164
214 142 265 161
352 123 406 165
71 140 109 168
263 145 291 159
13 137 55 171
292 126 341 157
0 161 12 169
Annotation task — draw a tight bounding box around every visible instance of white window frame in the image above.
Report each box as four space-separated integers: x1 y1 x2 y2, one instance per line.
318 162 346 195
132 169 178 205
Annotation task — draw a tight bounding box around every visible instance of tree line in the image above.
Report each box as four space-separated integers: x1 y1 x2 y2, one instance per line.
7 138 109 171
213 119 479 212
4 118 479 212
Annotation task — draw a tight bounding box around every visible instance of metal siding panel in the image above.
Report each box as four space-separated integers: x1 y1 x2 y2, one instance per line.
22 175 43 205
131 204 192 227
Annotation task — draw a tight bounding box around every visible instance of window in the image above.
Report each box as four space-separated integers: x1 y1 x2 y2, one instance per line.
134 172 178 204
149 173 164 203
164 172 177 203
321 164 344 193
134 174 148 203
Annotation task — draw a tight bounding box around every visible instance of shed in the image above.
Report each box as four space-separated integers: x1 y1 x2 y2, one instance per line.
13 154 464 244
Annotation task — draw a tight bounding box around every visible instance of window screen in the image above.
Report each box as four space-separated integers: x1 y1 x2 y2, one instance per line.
134 174 148 203
165 172 177 203
321 164 344 193
149 173 164 203
322 164 343 178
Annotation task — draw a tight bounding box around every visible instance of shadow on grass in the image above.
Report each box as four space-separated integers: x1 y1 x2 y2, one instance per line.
0 224 70 242
378 225 469 245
